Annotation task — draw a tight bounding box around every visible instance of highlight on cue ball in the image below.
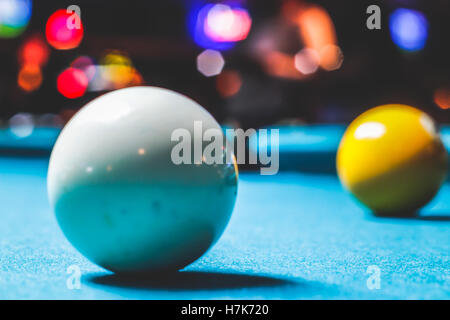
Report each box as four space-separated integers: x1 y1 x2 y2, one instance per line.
47 86 239 273
336 104 448 217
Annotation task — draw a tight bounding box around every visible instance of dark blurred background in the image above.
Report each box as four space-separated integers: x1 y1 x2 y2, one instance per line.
0 0 449 130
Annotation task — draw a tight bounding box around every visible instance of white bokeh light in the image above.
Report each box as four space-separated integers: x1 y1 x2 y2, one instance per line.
294 48 320 75
197 49 225 77
9 112 34 138
206 4 235 37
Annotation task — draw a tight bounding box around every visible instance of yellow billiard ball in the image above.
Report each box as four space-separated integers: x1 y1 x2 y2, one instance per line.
337 104 447 216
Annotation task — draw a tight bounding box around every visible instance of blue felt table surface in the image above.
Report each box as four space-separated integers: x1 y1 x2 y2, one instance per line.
3 125 450 174
0 157 448 299
3 124 450 153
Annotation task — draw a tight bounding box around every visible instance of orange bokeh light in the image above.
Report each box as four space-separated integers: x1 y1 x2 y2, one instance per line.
296 6 336 53
17 64 43 92
129 70 144 87
434 88 450 110
319 44 344 71
263 51 305 80
216 70 242 97
257 2 342 79
294 4 342 71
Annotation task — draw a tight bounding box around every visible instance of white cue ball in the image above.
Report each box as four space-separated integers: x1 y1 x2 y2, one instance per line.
47 86 238 273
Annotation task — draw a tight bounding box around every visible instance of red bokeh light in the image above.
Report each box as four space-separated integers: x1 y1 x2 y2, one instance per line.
57 68 88 99
46 9 84 50
434 88 450 110
216 70 242 97
19 35 50 67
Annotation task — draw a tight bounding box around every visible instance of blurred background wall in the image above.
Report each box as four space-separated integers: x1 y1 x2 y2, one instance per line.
0 0 449 130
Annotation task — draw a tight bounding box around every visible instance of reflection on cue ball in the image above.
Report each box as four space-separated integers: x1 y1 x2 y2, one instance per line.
48 86 238 273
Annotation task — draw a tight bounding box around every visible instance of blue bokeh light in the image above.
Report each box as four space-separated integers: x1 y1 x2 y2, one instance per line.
0 0 32 27
187 3 237 51
389 8 428 52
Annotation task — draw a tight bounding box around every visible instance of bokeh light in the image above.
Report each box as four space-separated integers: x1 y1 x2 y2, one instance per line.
205 4 251 42
319 44 344 71
100 52 136 89
57 68 88 99
46 9 84 50
88 66 110 91
17 35 48 93
253 2 343 79
70 56 96 81
18 35 50 67
216 70 242 97
296 5 336 53
0 0 32 38
294 48 320 75
295 4 342 71
263 51 304 80
9 113 34 138
17 64 42 92
189 3 251 50
87 51 143 91
197 49 225 77
389 8 428 51
434 88 450 110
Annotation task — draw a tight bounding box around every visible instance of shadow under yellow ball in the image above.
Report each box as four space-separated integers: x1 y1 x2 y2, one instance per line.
337 104 448 216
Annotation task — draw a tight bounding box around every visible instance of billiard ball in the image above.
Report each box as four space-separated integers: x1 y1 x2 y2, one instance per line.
337 104 447 216
47 86 238 273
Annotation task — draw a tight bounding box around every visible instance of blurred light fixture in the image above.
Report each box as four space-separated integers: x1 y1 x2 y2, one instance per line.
295 4 343 71
254 2 343 79
389 8 428 52
0 0 32 38
296 5 336 53
46 9 84 50
197 49 225 77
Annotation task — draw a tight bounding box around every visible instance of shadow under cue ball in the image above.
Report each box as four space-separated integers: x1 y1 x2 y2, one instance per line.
47 86 238 273
337 104 447 216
